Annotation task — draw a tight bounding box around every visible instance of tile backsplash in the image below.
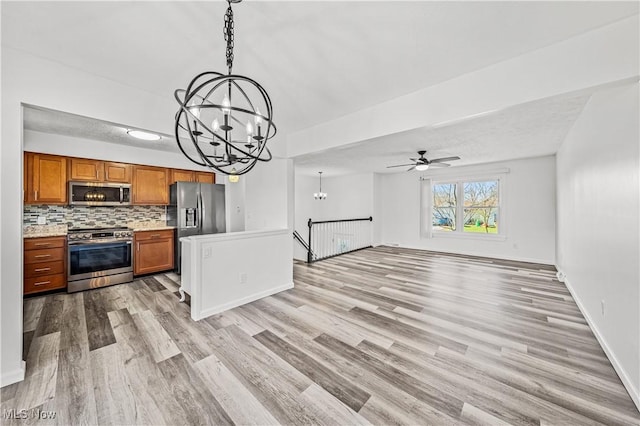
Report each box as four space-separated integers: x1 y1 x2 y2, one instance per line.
24 205 166 228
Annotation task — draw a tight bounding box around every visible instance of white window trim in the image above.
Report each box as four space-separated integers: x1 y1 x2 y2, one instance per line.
422 171 508 241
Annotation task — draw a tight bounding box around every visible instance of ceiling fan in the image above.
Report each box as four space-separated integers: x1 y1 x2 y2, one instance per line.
386 150 460 171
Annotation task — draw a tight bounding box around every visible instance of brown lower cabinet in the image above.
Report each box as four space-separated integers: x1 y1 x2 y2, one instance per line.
24 236 67 295
134 229 174 275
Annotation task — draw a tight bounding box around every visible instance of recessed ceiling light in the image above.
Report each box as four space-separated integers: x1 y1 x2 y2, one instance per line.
127 130 161 141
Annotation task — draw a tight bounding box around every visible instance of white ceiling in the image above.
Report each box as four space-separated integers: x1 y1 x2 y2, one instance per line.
4 1 639 175
23 105 179 153
293 89 593 176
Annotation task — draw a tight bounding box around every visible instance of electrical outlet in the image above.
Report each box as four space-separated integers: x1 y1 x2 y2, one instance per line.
160 213 167 221
601 300 605 317
203 247 212 258
239 273 247 284
37 216 47 225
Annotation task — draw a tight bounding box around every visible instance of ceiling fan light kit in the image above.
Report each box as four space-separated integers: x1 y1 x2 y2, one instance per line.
174 0 276 176
387 150 460 172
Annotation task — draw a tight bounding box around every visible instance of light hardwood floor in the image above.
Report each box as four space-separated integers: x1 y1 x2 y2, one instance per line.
2 246 639 425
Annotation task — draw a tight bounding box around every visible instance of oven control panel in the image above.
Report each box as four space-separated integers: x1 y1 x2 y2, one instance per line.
68 228 133 241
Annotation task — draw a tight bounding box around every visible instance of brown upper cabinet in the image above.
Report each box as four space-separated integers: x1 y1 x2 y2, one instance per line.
132 165 169 205
24 151 213 206
24 152 67 204
195 172 215 184
170 169 195 184
170 169 215 185
69 158 131 183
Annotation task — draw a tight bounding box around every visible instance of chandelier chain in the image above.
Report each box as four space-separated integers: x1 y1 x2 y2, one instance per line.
224 2 235 72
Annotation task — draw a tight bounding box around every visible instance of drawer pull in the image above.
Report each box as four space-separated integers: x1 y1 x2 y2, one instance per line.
34 243 51 247
34 267 51 272
34 254 52 258
34 281 51 286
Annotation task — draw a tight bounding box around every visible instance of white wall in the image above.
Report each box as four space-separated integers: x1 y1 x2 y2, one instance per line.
183 229 293 321
378 156 556 264
225 178 246 233
556 83 639 408
244 158 293 232
293 172 375 260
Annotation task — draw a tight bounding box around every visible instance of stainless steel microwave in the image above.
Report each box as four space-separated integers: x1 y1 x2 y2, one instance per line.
68 181 131 206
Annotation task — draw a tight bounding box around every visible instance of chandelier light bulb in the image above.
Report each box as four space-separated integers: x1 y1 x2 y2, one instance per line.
222 95 231 115
246 121 254 136
255 108 262 125
212 118 220 132
190 106 201 120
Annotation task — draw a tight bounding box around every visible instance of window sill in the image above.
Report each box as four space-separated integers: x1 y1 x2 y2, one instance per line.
430 231 507 242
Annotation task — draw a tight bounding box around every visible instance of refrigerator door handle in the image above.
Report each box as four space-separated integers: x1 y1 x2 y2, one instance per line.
197 192 202 232
199 190 205 233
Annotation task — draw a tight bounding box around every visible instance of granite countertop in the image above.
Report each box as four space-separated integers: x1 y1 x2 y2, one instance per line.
23 225 68 239
23 222 176 238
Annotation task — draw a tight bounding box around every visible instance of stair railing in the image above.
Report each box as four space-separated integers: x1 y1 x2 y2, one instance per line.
307 216 373 263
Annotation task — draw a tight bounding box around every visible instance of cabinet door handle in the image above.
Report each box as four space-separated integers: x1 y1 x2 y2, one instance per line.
151 234 161 238
34 254 51 258
34 281 50 286
34 190 38 201
137 242 140 252
34 267 51 272
34 243 51 247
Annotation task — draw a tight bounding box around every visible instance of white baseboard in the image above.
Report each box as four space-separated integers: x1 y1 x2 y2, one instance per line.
193 282 294 321
383 242 554 266
558 268 640 412
1 361 25 387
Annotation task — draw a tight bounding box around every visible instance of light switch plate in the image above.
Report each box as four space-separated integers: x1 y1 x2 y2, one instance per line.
203 247 212 258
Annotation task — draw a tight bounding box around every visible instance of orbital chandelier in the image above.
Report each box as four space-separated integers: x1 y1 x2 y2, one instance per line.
174 0 276 176
314 172 327 200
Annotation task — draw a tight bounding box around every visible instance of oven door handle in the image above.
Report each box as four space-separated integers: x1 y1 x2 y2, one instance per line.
68 239 133 246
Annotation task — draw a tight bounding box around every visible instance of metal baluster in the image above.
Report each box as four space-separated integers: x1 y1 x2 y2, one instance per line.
321 223 325 259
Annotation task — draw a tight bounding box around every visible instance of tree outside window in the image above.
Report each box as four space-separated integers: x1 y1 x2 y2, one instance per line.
432 183 456 232
429 177 501 236
463 181 499 234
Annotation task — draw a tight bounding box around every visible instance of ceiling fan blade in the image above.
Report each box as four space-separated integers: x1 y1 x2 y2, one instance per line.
386 163 416 168
407 166 416 172
430 162 451 167
430 156 460 163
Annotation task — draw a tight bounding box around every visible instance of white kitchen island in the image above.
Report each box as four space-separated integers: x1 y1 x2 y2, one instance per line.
179 228 293 321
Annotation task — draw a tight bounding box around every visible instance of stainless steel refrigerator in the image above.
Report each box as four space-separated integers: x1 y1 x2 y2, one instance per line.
167 182 226 273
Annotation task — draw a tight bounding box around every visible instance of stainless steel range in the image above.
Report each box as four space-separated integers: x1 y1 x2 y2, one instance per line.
67 227 134 293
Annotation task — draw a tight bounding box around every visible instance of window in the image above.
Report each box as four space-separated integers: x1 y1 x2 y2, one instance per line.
426 174 504 238
432 183 457 231
463 180 499 234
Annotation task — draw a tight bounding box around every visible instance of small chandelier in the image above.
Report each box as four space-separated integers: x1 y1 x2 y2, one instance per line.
174 0 276 176
314 172 327 200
